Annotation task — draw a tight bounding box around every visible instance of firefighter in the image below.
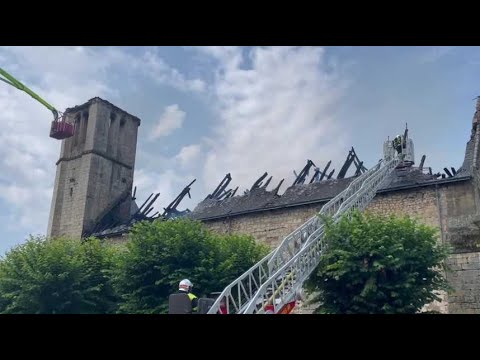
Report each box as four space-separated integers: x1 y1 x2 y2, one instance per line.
179 279 198 310
168 279 199 314
393 135 402 154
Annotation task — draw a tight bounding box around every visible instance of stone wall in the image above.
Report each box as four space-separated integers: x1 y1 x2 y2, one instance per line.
366 187 441 229
446 252 480 314
204 203 323 249
441 179 480 253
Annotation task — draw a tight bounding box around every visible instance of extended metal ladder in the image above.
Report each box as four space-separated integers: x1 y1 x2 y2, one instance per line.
207 155 400 314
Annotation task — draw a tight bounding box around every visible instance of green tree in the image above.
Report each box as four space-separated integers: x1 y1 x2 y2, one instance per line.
0 236 119 314
114 218 268 314
306 211 450 314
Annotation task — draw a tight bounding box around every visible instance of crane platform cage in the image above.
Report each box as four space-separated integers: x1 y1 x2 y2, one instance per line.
49 118 75 140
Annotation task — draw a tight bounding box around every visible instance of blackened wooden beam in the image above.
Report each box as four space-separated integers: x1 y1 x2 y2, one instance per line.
319 160 332 181
272 179 284 195
309 167 321 184
337 149 355 179
141 193 160 215
210 173 232 199
137 193 153 214
419 155 426 170
251 172 268 191
262 176 273 189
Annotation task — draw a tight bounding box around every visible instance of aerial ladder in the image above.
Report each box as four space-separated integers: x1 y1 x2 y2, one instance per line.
207 134 413 314
0 67 74 140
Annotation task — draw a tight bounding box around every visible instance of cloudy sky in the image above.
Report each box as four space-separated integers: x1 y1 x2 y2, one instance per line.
0 46 479 255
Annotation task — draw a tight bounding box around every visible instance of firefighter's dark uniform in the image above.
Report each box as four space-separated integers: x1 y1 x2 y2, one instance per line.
168 290 198 314
393 137 402 154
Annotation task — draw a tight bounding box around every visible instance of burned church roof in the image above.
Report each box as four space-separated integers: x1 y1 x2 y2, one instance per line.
189 142 472 221
87 180 196 238
189 177 355 220
189 168 470 221
91 140 472 238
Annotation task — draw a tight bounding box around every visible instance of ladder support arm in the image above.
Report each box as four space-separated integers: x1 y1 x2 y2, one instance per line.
0 68 59 121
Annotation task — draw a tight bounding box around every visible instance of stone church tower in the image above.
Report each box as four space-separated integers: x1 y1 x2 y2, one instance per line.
47 97 141 239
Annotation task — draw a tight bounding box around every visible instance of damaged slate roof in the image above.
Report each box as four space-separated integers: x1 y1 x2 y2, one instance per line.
188 167 471 221
376 168 471 193
91 165 471 239
188 177 354 220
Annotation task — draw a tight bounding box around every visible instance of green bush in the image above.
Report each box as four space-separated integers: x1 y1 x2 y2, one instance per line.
306 211 450 314
113 218 268 314
0 236 119 314
0 219 269 314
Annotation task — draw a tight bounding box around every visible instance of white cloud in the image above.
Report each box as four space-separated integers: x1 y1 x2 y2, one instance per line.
175 144 202 167
190 46 243 69
142 50 206 92
0 183 52 230
198 46 350 194
150 104 186 140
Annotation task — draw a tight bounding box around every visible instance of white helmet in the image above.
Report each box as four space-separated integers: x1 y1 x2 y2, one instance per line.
179 279 193 292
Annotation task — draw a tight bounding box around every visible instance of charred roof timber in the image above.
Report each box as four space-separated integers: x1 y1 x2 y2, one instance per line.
206 173 232 200
86 187 161 237
309 166 321 184
293 160 316 186
134 192 160 220
337 147 367 179
354 161 364 176
251 172 269 191
293 159 339 185
441 167 457 178
419 155 426 171
272 179 285 196
162 179 196 219
262 176 273 189
309 160 332 184
217 188 233 200
205 173 238 200
217 184 239 201
89 178 199 237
